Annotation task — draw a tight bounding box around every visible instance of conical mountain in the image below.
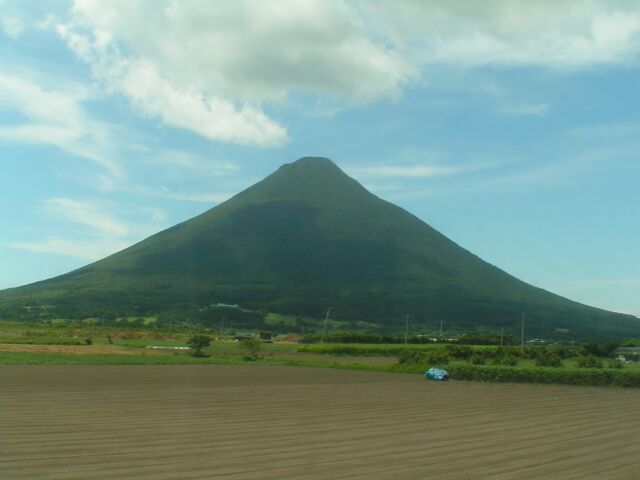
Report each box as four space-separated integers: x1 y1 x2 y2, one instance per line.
1 157 638 338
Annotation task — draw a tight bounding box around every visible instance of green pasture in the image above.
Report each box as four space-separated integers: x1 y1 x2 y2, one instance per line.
3 320 640 387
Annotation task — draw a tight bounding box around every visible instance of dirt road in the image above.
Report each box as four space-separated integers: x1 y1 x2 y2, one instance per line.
2 365 639 479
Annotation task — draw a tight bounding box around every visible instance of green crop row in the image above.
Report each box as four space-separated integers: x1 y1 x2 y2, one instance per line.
298 344 439 356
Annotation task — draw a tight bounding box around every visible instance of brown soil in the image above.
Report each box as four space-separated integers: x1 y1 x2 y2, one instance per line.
278 351 397 366
2 365 639 479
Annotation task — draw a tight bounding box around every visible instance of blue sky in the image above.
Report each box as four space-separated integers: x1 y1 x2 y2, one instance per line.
1 0 639 316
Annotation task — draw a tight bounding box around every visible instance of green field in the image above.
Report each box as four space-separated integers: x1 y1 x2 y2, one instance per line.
2 320 639 387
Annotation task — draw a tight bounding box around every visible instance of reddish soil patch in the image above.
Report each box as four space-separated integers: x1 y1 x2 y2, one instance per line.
0 343 160 356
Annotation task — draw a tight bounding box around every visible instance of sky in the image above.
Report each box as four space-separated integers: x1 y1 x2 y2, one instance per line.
0 0 639 317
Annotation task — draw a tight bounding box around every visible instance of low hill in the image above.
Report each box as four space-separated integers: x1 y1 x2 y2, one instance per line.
1 157 638 338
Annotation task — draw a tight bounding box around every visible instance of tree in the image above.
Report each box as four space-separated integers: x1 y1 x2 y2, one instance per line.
582 340 619 357
241 337 262 360
187 335 211 357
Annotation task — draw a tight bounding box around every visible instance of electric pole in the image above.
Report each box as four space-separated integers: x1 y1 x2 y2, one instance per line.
521 312 525 350
404 314 409 345
320 308 332 343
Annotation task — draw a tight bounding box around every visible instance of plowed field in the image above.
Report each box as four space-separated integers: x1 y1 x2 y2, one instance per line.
2 365 639 479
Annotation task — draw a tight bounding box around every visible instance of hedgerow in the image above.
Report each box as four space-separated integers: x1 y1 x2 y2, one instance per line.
398 349 449 366
299 344 445 357
446 364 640 388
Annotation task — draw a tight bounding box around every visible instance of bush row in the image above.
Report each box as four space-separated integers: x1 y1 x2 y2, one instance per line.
399 349 623 370
446 364 640 388
302 344 619 365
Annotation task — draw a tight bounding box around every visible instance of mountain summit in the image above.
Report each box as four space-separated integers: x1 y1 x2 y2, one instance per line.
1 157 638 337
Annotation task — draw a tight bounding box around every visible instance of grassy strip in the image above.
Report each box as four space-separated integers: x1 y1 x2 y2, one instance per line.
4 351 640 388
0 351 392 372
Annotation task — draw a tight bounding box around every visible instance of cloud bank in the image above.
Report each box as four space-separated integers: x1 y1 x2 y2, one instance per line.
51 0 640 148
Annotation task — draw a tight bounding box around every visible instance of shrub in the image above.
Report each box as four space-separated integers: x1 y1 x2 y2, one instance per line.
84 338 93 345
470 354 486 365
447 364 640 388
606 359 623 369
398 350 421 364
576 355 603 368
424 350 449 365
521 345 541 359
241 337 262 360
397 349 449 366
445 344 473 359
546 344 580 359
581 340 620 357
494 354 518 366
535 353 562 368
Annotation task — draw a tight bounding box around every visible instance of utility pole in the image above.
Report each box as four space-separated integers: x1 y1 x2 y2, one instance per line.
500 327 504 347
439 319 444 340
320 308 332 344
404 314 409 345
521 312 525 350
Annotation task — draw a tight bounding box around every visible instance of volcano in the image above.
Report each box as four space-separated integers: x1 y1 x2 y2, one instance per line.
1 157 637 337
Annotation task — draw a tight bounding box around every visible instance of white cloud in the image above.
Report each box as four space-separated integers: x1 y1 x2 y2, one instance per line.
53 0 414 146
48 1 640 151
68 0 411 103
128 150 241 186
42 198 129 237
125 184 234 204
117 57 288 147
497 103 549 116
0 70 125 178
156 191 233 204
360 0 640 68
146 150 237 176
146 208 168 226
349 164 462 178
348 159 501 179
1 15 23 39
56 21 288 147
37 14 56 30
7 237 130 261
7 197 170 261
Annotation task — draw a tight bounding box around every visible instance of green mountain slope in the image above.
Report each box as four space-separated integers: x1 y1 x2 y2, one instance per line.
1 157 638 337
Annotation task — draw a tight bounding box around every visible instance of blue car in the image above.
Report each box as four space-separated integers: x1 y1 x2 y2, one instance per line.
425 367 449 381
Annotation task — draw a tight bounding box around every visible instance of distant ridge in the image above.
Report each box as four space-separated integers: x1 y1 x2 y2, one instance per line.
1 156 638 338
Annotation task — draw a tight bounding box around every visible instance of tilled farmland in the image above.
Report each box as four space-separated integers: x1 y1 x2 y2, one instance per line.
2 365 639 479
